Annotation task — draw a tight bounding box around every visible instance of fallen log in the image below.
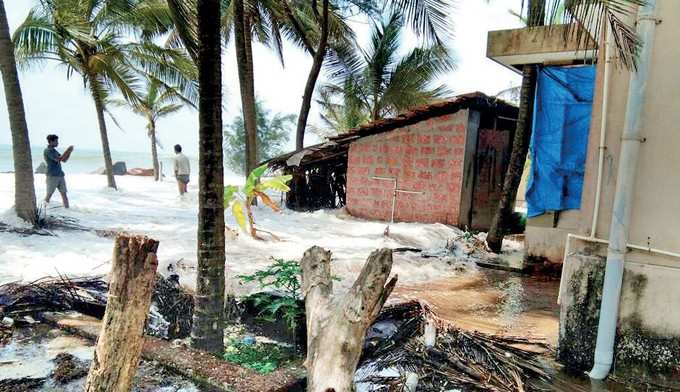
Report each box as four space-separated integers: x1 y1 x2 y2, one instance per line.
301 246 397 392
84 235 159 392
42 312 306 392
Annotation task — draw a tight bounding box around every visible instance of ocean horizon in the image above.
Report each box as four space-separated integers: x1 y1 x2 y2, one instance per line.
0 144 198 175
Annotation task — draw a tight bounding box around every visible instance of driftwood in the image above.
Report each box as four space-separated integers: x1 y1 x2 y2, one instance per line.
301 246 397 392
84 235 159 392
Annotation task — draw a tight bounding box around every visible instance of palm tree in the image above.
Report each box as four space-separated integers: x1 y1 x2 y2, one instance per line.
165 0 226 354
317 12 455 135
225 0 358 174
224 97 294 173
486 0 643 252
111 78 197 181
193 0 226 355
293 0 456 149
13 0 191 190
0 0 37 225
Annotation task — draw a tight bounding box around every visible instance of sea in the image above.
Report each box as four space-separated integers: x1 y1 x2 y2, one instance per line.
0 144 197 175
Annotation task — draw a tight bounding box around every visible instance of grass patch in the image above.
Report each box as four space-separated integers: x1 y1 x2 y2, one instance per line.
223 340 293 374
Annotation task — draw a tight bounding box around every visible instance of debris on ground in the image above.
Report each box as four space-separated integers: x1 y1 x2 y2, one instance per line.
0 214 92 237
52 352 89 384
0 377 47 391
0 274 195 340
149 274 194 339
357 301 552 392
0 275 108 320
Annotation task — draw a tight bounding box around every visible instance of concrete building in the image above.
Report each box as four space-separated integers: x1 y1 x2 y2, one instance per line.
487 1 680 378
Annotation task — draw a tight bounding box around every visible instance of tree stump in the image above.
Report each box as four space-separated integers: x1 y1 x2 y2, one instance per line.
85 235 159 392
301 246 397 392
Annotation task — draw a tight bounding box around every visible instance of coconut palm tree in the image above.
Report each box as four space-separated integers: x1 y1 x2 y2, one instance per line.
165 0 226 354
293 0 456 149
316 12 455 135
486 0 644 252
192 0 226 355
111 78 197 181
225 0 359 174
13 0 192 189
0 0 37 225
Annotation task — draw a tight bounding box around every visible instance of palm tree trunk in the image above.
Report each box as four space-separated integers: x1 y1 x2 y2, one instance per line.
0 0 37 225
486 0 544 253
87 73 117 189
234 0 258 177
295 0 329 150
149 120 160 181
191 0 225 355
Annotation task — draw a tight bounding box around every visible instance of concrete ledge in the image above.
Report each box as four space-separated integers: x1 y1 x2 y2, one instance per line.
487 24 597 72
42 312 305 392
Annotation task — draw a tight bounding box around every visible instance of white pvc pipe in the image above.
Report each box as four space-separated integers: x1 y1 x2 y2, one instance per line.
590 25 613 238
589 0 658 380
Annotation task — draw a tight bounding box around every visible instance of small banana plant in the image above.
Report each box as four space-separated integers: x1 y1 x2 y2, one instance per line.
224 164 292 240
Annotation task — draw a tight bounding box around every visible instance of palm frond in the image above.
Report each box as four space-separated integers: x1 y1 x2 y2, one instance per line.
166 0 199 63
520 0 644 69
386 0 453 45
12 10 62 66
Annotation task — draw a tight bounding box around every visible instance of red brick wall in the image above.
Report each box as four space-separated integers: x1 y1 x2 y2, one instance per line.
346 110 469 225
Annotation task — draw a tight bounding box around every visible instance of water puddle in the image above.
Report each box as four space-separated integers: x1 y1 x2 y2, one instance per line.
0 324 92 380
0 325 199 391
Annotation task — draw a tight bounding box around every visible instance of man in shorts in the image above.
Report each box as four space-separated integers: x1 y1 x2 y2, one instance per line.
173 144 190 195
44 134 73 208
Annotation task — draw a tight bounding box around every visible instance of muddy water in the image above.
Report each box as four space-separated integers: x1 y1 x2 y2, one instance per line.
394 267 561 346
394 268 671 391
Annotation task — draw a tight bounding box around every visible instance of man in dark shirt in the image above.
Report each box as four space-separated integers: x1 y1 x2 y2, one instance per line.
44 134 73 208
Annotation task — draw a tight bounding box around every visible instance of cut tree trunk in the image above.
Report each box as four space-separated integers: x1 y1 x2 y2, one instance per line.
84 235 159 392
191 0 226 355
88 73 117 189
234 0 258 178
295 0 329 150
486 0 544 253
0 0 37 225
301 246 397 391
149 121 160 181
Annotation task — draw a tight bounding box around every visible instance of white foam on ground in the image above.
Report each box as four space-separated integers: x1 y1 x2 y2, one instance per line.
0 173 468 293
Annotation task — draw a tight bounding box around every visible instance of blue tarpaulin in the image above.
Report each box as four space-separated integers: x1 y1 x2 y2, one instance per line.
526 65 596 218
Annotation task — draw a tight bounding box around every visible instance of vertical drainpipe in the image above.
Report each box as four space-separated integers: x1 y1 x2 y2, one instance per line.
589 0 659 380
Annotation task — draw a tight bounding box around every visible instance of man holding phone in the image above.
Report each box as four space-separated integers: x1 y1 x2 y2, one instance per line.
44 134 73 208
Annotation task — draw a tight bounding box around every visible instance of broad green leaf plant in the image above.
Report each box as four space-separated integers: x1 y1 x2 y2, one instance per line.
224 164 292 239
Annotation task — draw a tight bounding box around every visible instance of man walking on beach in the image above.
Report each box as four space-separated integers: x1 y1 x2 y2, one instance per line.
173 144 190 195
44 134 73 208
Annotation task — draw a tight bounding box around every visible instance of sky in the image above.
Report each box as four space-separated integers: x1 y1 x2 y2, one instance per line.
0 0 523 158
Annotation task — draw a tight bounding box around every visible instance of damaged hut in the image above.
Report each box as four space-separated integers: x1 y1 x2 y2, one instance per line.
267 92 518 230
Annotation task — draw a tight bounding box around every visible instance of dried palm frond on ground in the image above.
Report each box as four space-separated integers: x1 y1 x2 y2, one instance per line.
0 214 92 237
150 274 193 339
0 274 194 340
0 275 108 320
358 301 551 392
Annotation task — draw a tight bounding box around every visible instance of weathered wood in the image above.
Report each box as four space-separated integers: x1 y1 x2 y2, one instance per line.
301 246 397 392
84 235 159 392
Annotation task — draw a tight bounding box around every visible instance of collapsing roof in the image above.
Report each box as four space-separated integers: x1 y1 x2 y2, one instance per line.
265 91 518 171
